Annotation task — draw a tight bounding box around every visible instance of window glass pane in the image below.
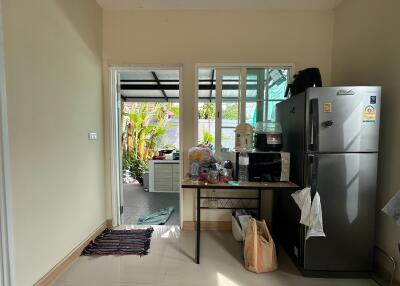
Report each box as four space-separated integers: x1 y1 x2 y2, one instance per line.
197 67 290 152
221 73 240 151
245 102 257 126
221 102 239 124
246 68 266 124
198 68 214 80
198 90 215 100
198 68 215 100
267 101 282 121
246 73 258 98
221 127 236 152
221 101 238 151
267 68 289 100
198 102 216 145
222 75 239 98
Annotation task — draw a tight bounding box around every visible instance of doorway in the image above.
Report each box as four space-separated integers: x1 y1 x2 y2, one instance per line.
110 67 182 227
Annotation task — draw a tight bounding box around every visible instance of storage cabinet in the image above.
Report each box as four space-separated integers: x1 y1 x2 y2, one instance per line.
149 160 180 193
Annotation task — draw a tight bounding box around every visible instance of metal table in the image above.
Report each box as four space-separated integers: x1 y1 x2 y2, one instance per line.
181 179 300 264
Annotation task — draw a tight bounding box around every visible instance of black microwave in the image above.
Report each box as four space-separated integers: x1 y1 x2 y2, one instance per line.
235 151 290 182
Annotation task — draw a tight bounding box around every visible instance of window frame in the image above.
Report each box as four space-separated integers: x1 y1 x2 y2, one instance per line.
196 64 294 155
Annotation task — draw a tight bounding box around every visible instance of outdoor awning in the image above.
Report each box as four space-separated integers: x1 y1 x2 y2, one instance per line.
119 68 288 102
120 69 180 102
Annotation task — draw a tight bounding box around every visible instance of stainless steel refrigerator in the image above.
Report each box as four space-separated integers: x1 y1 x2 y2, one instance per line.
276 86 380 277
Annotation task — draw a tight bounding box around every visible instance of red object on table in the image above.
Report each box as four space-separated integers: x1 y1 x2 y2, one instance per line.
152 155 166 160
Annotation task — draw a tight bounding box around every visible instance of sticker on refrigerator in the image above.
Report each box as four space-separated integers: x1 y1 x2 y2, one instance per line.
323 102 332 113
363 105 376 122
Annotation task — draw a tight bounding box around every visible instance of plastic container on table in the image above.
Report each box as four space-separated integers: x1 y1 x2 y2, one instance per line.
254 121 283 152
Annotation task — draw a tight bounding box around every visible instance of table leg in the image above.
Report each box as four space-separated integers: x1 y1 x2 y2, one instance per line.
196 187 201 264
272 189 280 254
257 188 262 220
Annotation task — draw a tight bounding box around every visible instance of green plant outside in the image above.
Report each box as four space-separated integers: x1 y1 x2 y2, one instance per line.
200 130 215 145
222 103 239 120
122 103 177 180
198 102 215 119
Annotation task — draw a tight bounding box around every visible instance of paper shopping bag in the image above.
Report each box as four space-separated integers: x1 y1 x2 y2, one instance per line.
244 218 278 273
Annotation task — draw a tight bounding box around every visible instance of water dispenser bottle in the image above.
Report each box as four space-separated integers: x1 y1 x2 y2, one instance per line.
238 150 249 182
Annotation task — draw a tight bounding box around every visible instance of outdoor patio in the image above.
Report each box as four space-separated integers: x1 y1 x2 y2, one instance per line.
123 182 180 225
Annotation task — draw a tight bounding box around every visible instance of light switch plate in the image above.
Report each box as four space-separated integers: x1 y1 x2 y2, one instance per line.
88 132 97 140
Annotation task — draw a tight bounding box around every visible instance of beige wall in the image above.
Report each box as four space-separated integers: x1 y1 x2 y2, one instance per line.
332 0 400 280
3 0 104 285
102 9 335 221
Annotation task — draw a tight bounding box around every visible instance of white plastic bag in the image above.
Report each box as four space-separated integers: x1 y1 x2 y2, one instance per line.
232 214 251 241
306 192 325 239
291 187 325 240
291 187 312 226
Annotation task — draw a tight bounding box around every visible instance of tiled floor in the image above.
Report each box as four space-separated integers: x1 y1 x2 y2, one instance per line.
123 183 180 225
53 226 377 286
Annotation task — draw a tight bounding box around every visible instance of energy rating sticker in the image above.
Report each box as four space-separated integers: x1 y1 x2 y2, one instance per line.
363 105 376 122
323 102 332 113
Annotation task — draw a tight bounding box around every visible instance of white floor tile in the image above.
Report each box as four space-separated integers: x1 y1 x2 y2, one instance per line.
52 226 377 286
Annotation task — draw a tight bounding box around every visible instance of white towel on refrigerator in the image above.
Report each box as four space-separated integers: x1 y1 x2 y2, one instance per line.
291 187 326 240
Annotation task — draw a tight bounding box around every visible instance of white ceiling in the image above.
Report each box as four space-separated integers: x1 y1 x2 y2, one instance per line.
96 0 343 10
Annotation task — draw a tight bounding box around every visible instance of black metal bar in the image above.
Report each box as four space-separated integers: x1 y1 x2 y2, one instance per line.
200 207 258 210
200 197 258 200
258 188 262 220
196 188 201 264
151 71 168 102
120 84 179 90
120 79 177 83
120 84 259 91
120 79 259 83
181 184 299 190
272 189 280 255
209 69 215 102
121 96 179 101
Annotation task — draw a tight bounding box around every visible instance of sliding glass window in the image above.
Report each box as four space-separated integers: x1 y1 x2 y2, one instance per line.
198 66 291 154
245 68 289 126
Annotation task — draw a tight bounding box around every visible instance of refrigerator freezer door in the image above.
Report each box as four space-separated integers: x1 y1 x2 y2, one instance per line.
306 87 381 153
303 153 378 272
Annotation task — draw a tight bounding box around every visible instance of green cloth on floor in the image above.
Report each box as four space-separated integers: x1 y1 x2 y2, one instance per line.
137 206 175 225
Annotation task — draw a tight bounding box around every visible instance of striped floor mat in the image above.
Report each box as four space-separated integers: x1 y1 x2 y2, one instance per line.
81 228 154 256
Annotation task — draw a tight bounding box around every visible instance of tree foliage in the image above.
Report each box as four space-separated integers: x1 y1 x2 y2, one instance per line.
198 102 215 119
122 103 177 179
222 103 238 120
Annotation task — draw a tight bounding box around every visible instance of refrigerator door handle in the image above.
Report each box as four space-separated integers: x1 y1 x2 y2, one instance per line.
310 156 319 200
306 155 314 186
306 154 319 200
309 98 319 151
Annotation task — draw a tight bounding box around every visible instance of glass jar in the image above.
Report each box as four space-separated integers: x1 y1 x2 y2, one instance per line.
207 170 220 184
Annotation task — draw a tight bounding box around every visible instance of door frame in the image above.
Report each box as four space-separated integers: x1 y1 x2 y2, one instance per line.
0 1 16 285
109 65 184 227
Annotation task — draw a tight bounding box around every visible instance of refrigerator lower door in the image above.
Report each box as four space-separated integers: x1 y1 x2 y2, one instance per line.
303 153 378 272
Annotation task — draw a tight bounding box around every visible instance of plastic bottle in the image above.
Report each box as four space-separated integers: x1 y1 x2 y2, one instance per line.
238 150 249 182
190 160 200 183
